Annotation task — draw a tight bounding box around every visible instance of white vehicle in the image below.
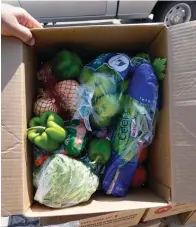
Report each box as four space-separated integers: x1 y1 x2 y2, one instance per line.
5 1 196 26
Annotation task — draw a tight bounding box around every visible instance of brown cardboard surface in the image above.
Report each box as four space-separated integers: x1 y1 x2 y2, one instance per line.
22 43 37 215
2 37 36 216
32 24 164 49
2 22 196 217
2 37 26 216
41 209 145 227
179 210 196 225
26 189 165 217
168 22 196 202
142 203 196 222
148 27 171 201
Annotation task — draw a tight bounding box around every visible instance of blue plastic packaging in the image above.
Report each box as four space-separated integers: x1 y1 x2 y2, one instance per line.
103 57 158 197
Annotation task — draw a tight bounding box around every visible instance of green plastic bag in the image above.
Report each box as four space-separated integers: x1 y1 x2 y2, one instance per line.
64 120 88 156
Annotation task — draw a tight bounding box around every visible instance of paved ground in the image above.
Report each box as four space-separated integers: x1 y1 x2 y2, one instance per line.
1 215 40 227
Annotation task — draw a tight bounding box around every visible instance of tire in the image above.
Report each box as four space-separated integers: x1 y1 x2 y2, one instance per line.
153 1 196 26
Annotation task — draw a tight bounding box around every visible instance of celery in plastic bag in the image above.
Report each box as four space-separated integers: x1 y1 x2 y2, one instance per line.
103 58 158 197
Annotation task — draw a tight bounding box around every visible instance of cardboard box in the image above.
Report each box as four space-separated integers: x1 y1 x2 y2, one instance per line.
2 21 196 218
41 209 145 227
179 210 196 225
142 204 196 222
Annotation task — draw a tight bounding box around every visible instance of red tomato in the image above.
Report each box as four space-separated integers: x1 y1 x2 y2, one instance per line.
131 165 147 188
138 147 148 163
35 155 49 166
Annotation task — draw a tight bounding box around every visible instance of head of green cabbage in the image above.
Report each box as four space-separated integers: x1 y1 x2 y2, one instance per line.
33 154 99 208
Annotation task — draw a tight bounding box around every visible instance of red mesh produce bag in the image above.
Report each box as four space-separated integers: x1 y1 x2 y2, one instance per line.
33 97 61 116
55 80 79 116
37 63 57 89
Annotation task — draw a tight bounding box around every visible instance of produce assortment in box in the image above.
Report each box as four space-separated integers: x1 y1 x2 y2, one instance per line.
27 49 167 208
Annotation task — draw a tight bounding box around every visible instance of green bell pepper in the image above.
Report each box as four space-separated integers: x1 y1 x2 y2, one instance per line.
27 111 67 152
51 50 82 80
88 139 111 165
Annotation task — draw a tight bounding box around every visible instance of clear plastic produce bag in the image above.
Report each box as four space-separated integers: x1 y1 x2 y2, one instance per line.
34 154 99 208
73 53 132 131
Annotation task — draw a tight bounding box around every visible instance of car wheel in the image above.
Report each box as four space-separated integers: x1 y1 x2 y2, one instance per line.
153 1 196 26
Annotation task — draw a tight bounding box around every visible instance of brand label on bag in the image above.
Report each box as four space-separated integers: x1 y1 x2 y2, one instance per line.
108 54 130 73
130 118 138 138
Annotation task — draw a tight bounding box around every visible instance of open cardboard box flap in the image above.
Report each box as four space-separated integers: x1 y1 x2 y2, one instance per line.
2 22 196 217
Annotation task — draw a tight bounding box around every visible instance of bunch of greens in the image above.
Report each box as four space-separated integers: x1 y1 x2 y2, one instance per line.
34 154 99 208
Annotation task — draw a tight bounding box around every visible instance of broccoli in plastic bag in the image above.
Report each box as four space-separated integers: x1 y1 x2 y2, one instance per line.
34 154 99 208
103 57 159 197
73 53 132 131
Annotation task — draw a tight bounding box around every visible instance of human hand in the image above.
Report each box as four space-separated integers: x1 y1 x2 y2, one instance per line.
1 3 42 46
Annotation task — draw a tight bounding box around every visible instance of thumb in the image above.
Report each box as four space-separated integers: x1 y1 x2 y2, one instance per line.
14 23 35 46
